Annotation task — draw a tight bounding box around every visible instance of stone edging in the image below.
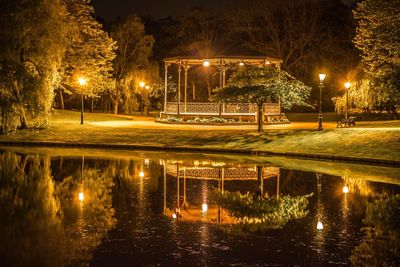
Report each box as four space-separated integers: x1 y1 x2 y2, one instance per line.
0 140 399 167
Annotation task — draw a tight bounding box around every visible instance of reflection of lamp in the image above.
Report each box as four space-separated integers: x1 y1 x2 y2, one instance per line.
343 185 349 194
79 192 85 202
202 203 208 213
316 173 323 231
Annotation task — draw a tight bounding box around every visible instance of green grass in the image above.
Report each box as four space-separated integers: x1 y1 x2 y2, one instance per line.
0 110 399 162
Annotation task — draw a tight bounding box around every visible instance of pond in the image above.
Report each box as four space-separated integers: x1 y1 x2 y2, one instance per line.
1 147 399 266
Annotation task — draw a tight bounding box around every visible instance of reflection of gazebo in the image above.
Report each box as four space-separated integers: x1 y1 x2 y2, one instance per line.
161 56 287 123
162 161 281 224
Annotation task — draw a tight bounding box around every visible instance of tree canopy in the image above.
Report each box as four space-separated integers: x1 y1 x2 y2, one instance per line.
213 66 311 131
353 0 400 117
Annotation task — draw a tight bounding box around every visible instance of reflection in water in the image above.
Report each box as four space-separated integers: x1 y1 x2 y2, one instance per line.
351 195 400 266
0 152 116 266
0 149 399 266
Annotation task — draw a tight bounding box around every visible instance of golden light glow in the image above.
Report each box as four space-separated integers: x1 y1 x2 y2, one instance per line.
145 85 150 90
172 213 177 219
78 192 85 202
203 60 210 67
202 203 208 213
342 185 349 194
319 73 326 82
139 81 145 88
239 62 244 66
344 82 351 89
317 221 323 230
265 61 271 65
139 171 144 178
78 77 87 86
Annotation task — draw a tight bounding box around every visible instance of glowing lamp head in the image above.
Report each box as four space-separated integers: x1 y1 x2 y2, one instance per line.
317 221 323 230
265 61 271 65
203 60 210 67
172 213 177 219
202 203 208 213
344 82 351 89
139 171 144 178
319 73 326 82
145 85 150 90
342 185 349 194
78 77 86 86
78 192 84 202
139 81 145 88
239 62 244 66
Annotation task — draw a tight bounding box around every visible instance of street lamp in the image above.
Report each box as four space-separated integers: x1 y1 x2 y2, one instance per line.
203 60 210 67
139 81 145 88
78 77 87 125
344 82 351 119
318 73 326 131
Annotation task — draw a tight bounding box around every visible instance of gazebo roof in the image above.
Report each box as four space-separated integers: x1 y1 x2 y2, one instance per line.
164 55 282 66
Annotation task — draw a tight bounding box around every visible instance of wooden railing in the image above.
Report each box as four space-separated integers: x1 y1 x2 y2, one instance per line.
164 102 281 115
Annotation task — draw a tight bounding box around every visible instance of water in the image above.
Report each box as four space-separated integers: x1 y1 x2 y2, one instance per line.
1 147 399 266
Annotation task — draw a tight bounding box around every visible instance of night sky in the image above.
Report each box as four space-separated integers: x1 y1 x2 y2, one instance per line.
92 0 235 20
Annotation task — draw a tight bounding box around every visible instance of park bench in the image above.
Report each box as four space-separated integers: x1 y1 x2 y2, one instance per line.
337 116 357 127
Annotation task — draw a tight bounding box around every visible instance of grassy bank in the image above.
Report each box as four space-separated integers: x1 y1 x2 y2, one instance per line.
0 110 399 162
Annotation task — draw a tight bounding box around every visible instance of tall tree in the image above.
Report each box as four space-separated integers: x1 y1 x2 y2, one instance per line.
110 15 156 114
353 0 400 118
213 66 311 132
0 0 69 133
59 0 116 110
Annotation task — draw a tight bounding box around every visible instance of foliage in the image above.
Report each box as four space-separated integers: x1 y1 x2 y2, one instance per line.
110 15 158 114
187 117 236 124
353 0 400 117
214 66 311 108
0 0 70 132
350 194 400 266
159 115 183 123
60 0 116 99
213 66 310 131
213 190 312 233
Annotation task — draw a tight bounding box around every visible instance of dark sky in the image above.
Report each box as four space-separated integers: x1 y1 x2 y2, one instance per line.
92 0 234 20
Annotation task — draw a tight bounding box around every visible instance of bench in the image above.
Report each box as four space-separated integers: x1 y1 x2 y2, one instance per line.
337 116 357 127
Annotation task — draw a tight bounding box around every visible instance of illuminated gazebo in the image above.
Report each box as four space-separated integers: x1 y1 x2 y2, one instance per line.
160 55 288 123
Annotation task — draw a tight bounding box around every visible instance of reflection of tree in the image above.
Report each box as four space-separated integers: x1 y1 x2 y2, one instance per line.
213 190 312 233
0 152 116 266
0 153 64 266
350 194 400 266
56 167 116 264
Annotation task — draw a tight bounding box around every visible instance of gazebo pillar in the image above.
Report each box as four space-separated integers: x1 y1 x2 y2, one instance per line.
164 62 169 112
184 63 189 113
177 62 182 115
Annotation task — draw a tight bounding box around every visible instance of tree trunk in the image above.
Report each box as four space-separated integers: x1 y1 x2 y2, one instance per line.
257 104 263 132
59 89 64 110
19 105 28 129
91 97 94 113
392 106 398 120
113 100 118 114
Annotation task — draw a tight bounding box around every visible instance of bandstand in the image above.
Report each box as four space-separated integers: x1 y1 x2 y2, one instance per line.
160 56 289 123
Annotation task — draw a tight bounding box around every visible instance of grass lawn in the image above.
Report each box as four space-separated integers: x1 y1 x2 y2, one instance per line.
0 109 399 162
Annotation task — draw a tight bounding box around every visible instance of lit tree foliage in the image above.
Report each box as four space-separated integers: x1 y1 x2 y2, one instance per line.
213 66 311 132
60 0 116 107
110 15 157 114
0 0 69 132
353 0 400 118
213 190 311 233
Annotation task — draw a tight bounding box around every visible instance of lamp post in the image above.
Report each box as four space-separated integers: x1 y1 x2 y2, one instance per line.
318 73 326 131
344 82 351 119
78 77 87 125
